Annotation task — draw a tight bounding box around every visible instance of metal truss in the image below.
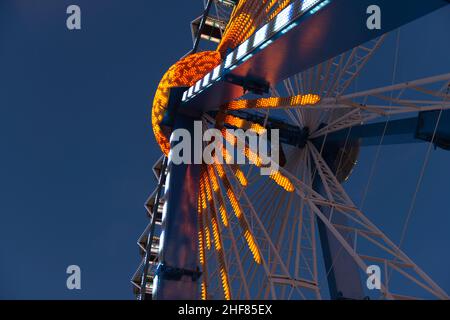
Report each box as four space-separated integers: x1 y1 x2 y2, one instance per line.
199 116 323 299
291 35 387 98
310 73 450 139
202 108 449 299
286 142 449 299
269 36 387 130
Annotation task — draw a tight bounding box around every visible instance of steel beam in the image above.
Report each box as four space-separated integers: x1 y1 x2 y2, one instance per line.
182 0 448 112
316 110 450 149
153 114 202 300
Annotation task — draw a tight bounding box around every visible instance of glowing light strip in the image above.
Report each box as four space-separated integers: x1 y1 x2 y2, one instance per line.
207 165 229 227
212 155 261 264
205 224 211 250
223 114 267 134
221 128 262 167
202 72 211 87
197 173 208 299
223 94 321 110
224 51 235 68
302 0 326 12
253 24 268 47
210 126 249 187
310 0 331 14
202 172 231 300
234 168 248 187
221 130 295 192
212 65 221 80
194 80 202 93
197 189 206 265
201 281 207 300
269 170 295 192
236 39 250 60
273 4 294 32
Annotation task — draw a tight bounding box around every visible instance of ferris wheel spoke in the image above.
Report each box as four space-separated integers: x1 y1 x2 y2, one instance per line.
199 129 246 300
226 162 321 300
223 217 252 298
205 163 254 299
265 151 311 298
310 73 450 139
203 170 233 299
260 186 291 299
227 174 283 299
208 164 252 299
302 142 450 299
282 79 306 127
236 181 282 298
274 152 322 299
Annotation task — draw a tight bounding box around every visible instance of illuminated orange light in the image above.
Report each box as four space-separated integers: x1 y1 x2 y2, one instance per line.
207 165 220 192
218 12 255 56
197 185 205 266
217 146 248 188
207 165 229 227
214 160 226 178
226 188 242 219
201 281 207 300
200 179 208 210
244 230 261 264
268 0 290 21
224 130 296 192
220 267 231 300
234 169 248 187
213 160 260 265
203 175 213 203
205 225 211 250
223 114 266 135
211 217 221 251
152 51 221 155
224 94 321 110
220 128 263 167
222 128 237 146
244 146 263 167
222 148 233 164
204 166 231 299
198 230 205 264
265 0 278 14
249 123 267 135
224 115 244 128
218 203 228 227
269 170 295 192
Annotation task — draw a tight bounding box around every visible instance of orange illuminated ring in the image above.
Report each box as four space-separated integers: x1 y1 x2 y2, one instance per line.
152 51 221 155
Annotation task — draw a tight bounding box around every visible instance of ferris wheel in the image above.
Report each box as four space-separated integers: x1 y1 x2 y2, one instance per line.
132 0 450 300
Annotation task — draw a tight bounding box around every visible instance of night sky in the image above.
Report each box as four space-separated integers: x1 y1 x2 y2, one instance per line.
0 1 449 299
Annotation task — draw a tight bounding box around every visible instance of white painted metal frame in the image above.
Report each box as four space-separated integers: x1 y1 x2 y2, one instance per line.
197 28 450 300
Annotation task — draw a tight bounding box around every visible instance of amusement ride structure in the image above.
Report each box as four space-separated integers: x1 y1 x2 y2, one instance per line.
132 0 450 300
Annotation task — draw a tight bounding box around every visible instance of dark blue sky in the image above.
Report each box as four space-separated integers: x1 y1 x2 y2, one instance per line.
0 1 449 299
0 0 203 299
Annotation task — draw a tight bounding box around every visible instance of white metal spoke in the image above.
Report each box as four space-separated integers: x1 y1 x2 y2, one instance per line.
225 161 321 299
309 73 450 138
